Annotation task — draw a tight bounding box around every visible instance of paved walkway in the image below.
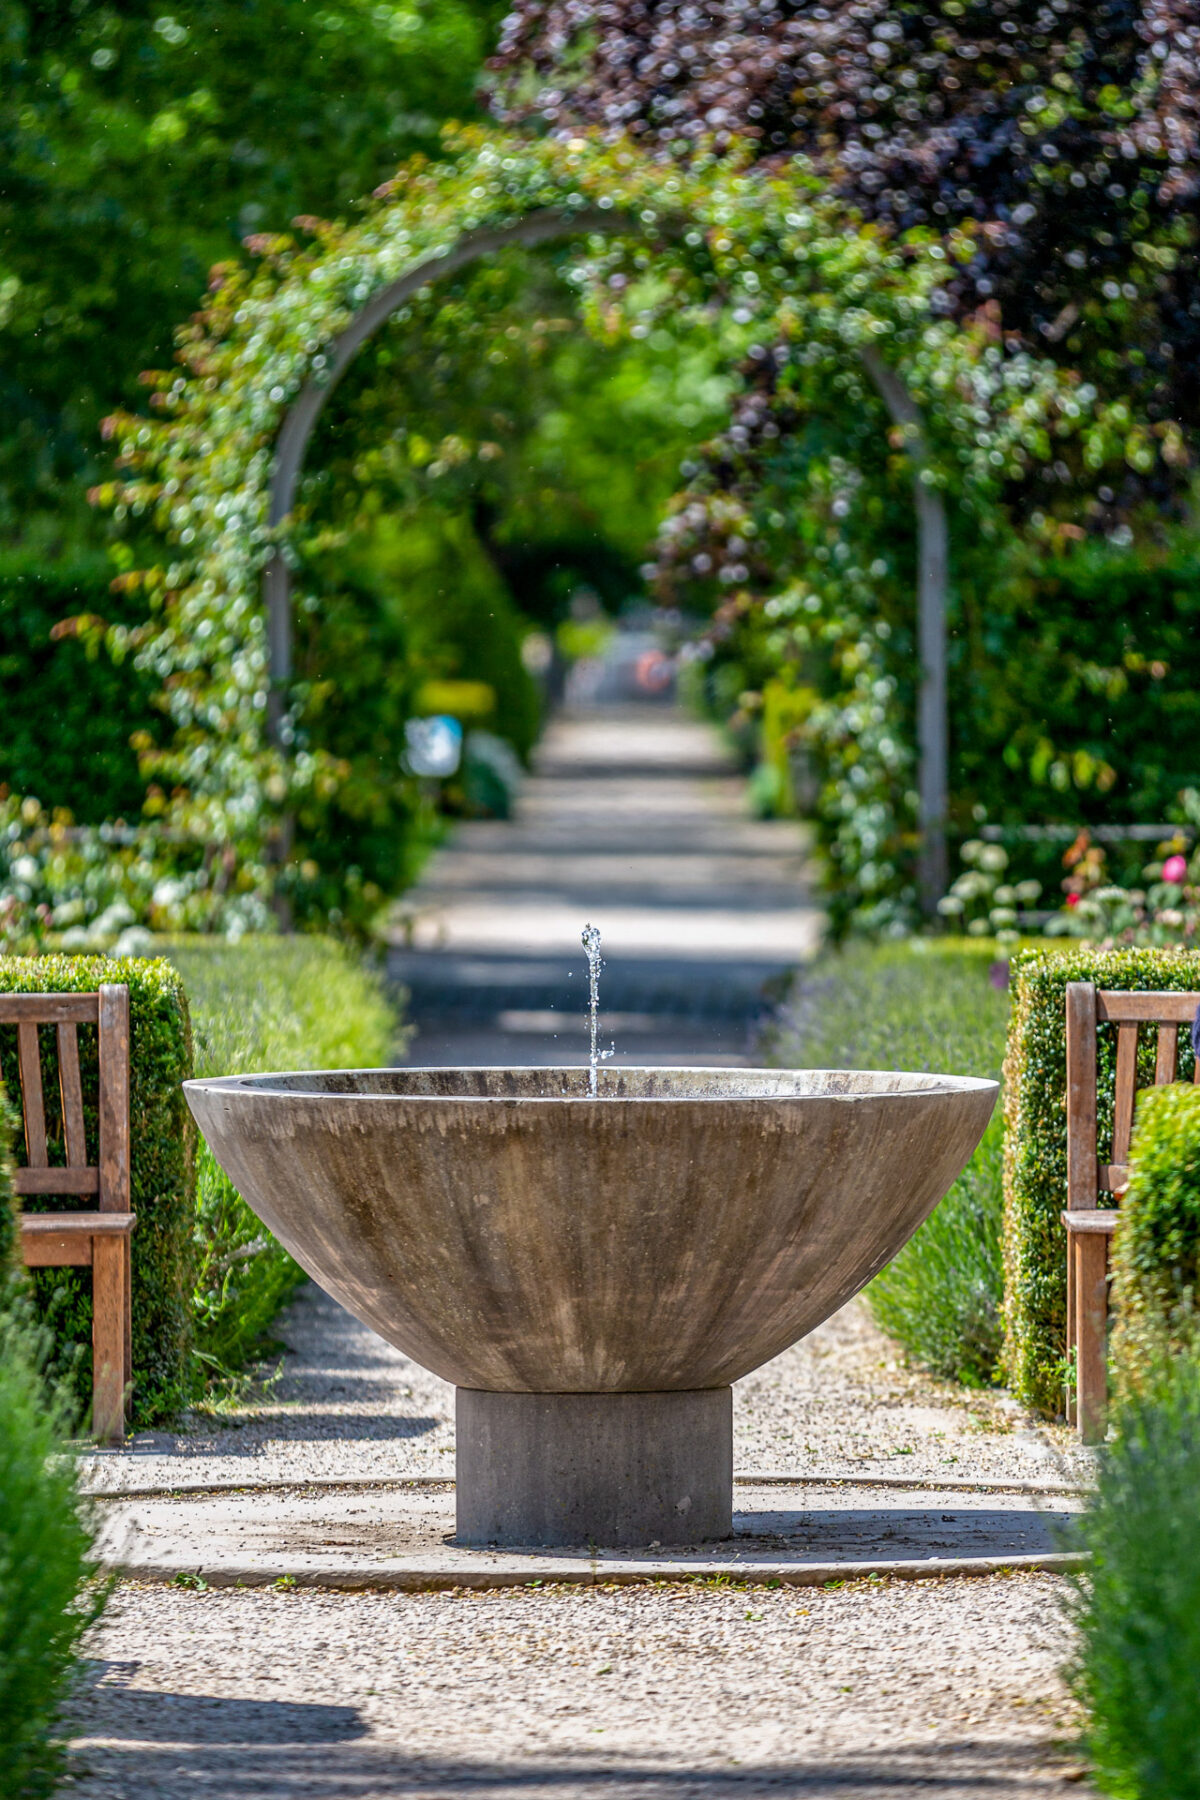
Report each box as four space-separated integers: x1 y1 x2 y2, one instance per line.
386 702 822 1066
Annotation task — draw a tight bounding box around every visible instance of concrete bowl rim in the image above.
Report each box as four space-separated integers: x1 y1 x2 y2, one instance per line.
183 1065 1000 1106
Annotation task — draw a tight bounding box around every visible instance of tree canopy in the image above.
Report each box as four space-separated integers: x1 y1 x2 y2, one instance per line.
0 0 501 539
493 0 1200 518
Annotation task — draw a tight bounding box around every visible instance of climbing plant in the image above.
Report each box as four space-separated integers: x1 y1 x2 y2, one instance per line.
92 126 1132 927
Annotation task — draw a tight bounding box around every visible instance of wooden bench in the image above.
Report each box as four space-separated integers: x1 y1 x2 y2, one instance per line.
1 986 135 1442
1064 981 1200 1443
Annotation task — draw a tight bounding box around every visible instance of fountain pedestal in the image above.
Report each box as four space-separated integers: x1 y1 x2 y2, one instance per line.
456 1387 732 1547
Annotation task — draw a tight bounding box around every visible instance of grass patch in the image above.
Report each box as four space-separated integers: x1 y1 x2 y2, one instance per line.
774 938 1009 1385
168 936 404 1378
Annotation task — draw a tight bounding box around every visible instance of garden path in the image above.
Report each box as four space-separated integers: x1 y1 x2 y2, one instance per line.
72 684 1093 1795
385 695 822 1066
76 1294 1089 1797
72 1573 1083 1799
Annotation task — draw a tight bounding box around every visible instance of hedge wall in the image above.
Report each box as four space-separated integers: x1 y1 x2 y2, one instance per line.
0 956 195 1425
1003 946 1200 1416
1111 1083 1200 1386
0 557 160 824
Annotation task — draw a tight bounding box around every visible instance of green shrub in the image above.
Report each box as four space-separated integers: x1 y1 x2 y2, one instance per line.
168 937 402 1373
777 938 1009 1382
1110 1082 1200 1396
1066 1340 1200 1798
0 1089 105 1798
0 556 160 824
1003 946 1200 1417
0 1314 105 1798
0 955 195 1427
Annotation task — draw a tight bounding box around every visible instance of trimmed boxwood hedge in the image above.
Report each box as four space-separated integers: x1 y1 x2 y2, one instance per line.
1111 1082 1200 1383
1003 946 1200 1416
0 956 195 1426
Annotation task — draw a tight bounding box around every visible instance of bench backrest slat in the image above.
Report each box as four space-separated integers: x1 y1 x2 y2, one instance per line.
3 985 130 1212
0 993 99 1024
1111 1022 1139 1165
57 1021 88 1168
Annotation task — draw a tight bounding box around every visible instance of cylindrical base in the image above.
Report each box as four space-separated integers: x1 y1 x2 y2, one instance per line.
456 1387 733 1548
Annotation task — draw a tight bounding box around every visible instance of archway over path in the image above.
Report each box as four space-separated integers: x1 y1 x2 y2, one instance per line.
110 129 1035 921
259 195 953 906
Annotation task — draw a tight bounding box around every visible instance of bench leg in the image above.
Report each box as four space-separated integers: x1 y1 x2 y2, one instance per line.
123 1231 133 1395
1065 1233 1077 1427
92 1236 127 1444
1075 1232 1110 1446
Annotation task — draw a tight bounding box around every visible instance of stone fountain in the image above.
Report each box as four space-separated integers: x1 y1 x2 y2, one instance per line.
184 1063 996 1547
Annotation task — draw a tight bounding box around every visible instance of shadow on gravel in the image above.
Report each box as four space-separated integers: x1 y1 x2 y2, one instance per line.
76 1687 367 1745
67 1734 1079 1798
727 1506 1074 1562
186 1412 442 1447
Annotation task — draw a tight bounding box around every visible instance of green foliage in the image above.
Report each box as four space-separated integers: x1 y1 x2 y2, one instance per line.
1066 1340 1200 1800
0 955 195 1426
1002 946 1200 1417
776 938 1008 1383
495 0 1200 507
0 1071 103 1797
0 791 278 953
0 1306 105 1799
1111 1084 1200 1395
0 555 160 823
97 128 1113 929
1 0 501 536
952 535 1200 838
678 486 1200 933
309 251 730 634
168 937 401 1372
287 509 540 929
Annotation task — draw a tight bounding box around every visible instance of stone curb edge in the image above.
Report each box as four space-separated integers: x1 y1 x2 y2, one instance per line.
82 1470 1088 1502
105 1550 1088 1592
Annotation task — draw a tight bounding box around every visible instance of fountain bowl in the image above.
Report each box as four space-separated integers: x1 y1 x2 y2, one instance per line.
185 1066 996 1545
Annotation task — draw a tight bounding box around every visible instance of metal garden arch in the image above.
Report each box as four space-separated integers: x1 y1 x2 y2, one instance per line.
262 207 951 908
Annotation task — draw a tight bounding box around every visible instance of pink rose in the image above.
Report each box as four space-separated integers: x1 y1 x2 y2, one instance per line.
1163 854 1189 884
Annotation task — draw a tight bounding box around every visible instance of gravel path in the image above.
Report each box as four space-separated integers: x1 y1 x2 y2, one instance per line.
70 1573 1083 1798
73 1289 1092 1794
83 1283 1093 1495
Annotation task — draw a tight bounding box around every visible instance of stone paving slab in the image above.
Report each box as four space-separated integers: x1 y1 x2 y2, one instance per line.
386 703 821 1062
95 1479 1085 1591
